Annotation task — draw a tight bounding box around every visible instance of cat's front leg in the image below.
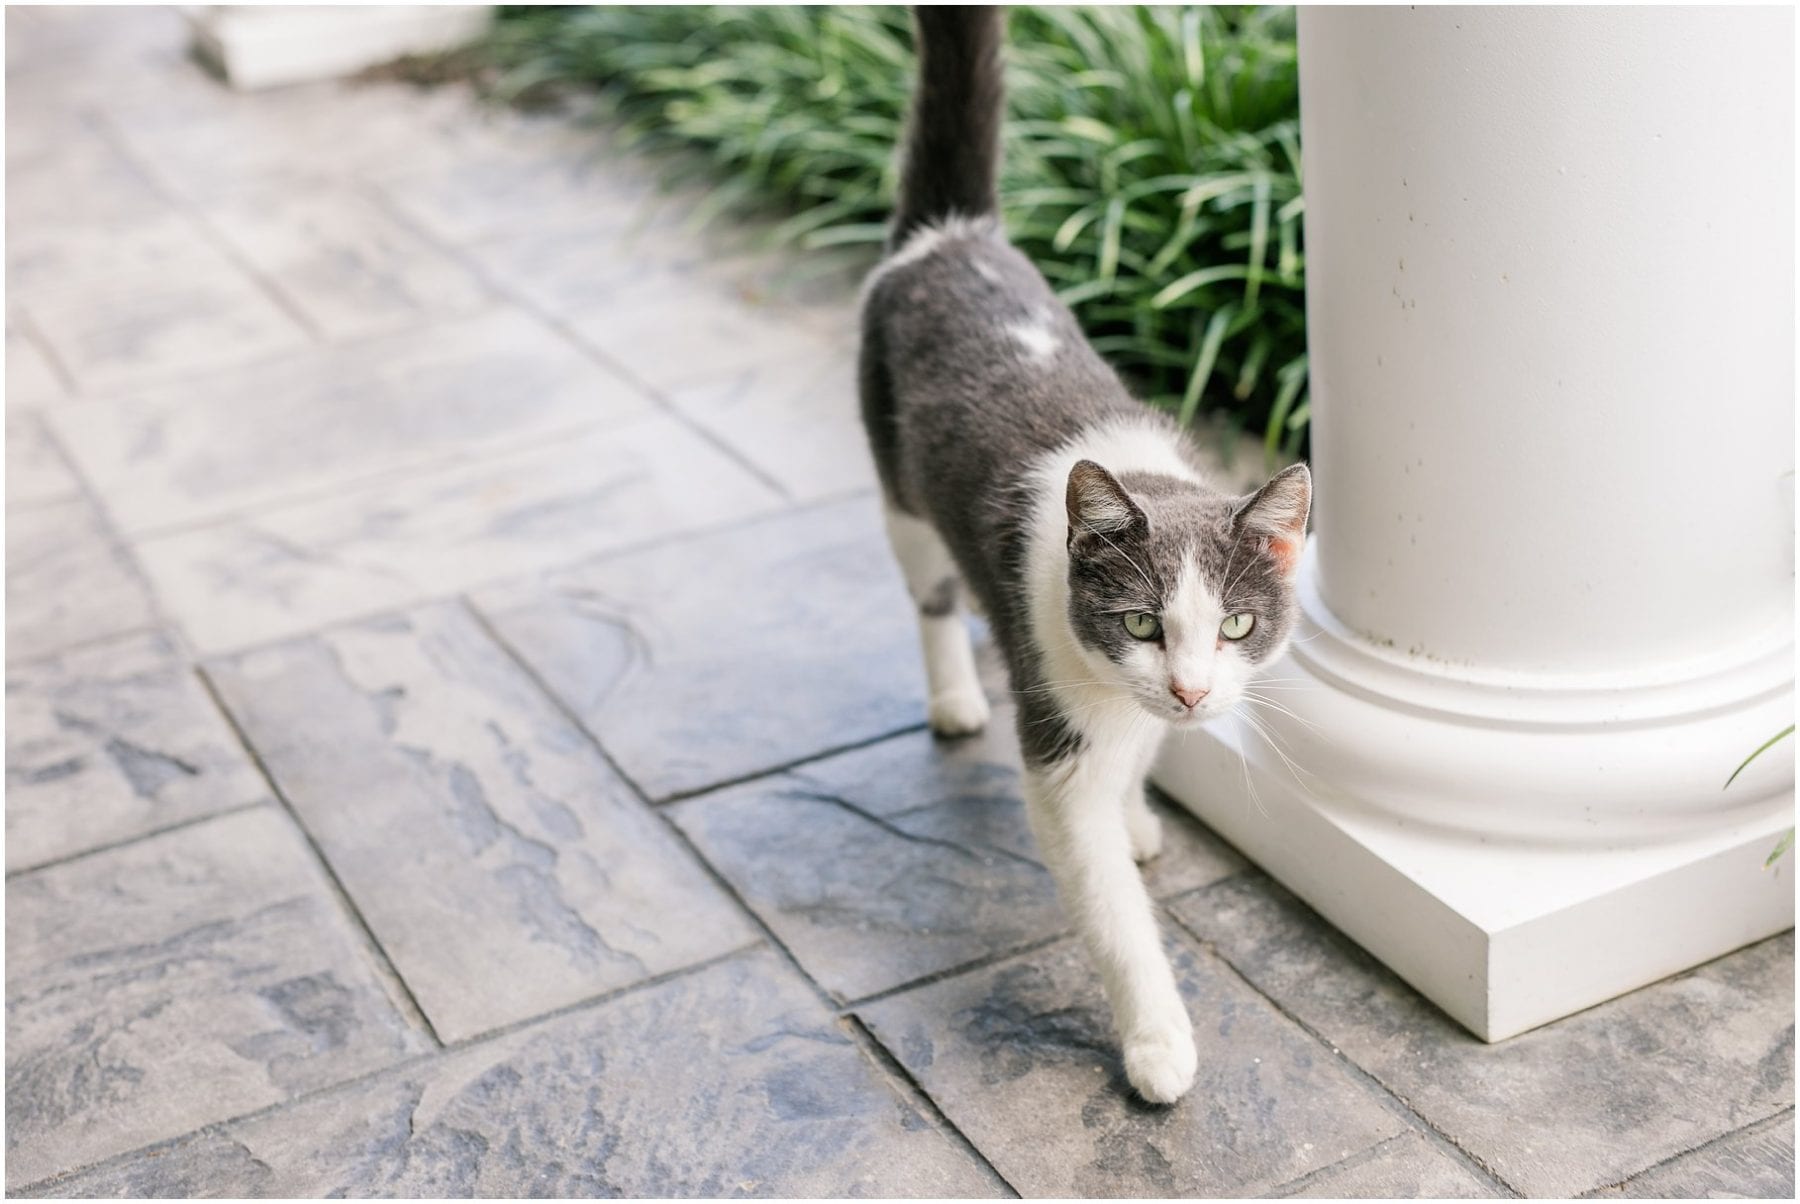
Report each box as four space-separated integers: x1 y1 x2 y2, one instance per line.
1023 746 1195 1103
1122 785 1164 862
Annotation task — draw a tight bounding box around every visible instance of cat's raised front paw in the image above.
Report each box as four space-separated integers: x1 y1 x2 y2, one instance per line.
1123 1024 1197 1104
928 686 990 737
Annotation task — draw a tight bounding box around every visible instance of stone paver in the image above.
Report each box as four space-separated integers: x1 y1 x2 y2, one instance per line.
5 630 269 872
1169 874 1796 1197
374 132 658 246
50 309 650 535
476 494 929 799
860 934 1407 1198
1268 1132 1500 1199
205 601 758 1042
6 495 158 663
672 765 1063 1004
13 204 311 391
134 414 784 655
4 323 68 408
4 807 427 1190
570 280 848 396
199 185 492 338
4 411 80 508
463 215 701 318
672 720 1244 1003
21 950 1001 1200
1588 1110 1794 1199
667 353 877 501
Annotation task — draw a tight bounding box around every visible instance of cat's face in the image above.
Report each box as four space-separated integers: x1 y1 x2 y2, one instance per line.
1063 460 1310 727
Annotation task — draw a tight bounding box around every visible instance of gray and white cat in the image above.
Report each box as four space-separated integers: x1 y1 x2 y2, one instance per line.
859 6 1311 1104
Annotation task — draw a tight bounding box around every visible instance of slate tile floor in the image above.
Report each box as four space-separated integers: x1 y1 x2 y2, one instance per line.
4 7 1792 1199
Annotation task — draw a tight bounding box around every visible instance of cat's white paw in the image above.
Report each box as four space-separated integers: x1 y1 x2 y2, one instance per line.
928 686 990 737
1125 804 1164 862
1123 1023 1197 1104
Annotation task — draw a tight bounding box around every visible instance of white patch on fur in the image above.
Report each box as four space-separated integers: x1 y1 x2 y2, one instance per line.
1009 320 1059 360
973 261 1001 283
860 213 1002 300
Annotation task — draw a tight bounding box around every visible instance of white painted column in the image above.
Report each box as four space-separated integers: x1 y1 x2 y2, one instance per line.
1158 5 1795 1040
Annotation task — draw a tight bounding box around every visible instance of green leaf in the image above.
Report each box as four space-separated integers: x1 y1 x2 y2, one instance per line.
1725 725 1795 789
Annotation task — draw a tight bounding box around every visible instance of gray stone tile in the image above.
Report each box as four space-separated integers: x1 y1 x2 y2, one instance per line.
568 281 846 396
778 710 1244 896
7 210 214 304
5 323 68 408
667 353 877 501
374 127 663 246
4 807 426 1189
1269 1132 1500 1199
1168 875 1797 1197
671 763 1062 1003
50 309 651 535
670 682 1245 1004
2 120 167 229
463 212 702 318
1588 1111 1794 1199
101 73 498 206
205 601 758 1042
201 186 491 339
476 494 929 799
23 951 1002 1199
6 495 157 663
5 631 269 873
859 935 1405 1197
134 414 783 655
11 208 310 393
5 411 80 508
20 268 307 395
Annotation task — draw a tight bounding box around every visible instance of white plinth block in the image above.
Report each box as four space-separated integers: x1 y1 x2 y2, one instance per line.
185 6 493 91
1157 5 1795 1040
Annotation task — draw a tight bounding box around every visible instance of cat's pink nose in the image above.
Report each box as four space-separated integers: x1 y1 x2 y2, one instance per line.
1170 683 1209 709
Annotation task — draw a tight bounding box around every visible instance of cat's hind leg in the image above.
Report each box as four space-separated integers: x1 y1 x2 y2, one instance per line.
883 505 991 737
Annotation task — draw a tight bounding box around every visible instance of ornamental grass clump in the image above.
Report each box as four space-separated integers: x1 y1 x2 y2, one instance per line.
489 5 1307 458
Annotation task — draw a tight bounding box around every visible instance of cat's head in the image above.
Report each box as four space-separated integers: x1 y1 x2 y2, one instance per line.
1062 459 1311 727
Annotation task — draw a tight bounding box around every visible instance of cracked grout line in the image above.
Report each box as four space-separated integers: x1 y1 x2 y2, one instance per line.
6 940 768 1198
840 930 1073 1014
82 108 325 345
192 664 445 1049
779 783 1048 874
650 718 931 805
356 175 802 503
841 1012 1022 1200
1162 890 1526 1199
461 596 1027 1196
2 799 273 880
1257 1131 1415 1199
1578 1104 1796 1198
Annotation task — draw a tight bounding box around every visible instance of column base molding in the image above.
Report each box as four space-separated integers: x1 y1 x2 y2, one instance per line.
1155 705 1794 1041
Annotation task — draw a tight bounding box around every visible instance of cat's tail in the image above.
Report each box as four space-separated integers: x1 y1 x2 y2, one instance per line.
890 5 1007 247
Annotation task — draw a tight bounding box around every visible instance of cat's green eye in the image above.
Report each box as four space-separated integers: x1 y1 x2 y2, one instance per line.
1123 612 1162 641
1220 613 1256 640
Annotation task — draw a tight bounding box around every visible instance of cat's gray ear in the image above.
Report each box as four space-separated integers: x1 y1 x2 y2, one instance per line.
1235 462 1311 574
1066 459 1146 550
